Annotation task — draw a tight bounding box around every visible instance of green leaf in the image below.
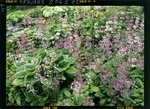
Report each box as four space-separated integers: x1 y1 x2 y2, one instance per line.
12 78 24 86
99 99 106 105
25 76 39 84
58 94 63 101
43 95 49 101
83 85 89 91
64 89 71 97
91 86 100 92
140 102 144 106
136 78 144 88
108 103 115 106
94 92 102 97
22 57 33 62
55 61 70 72
16 65 25 72
130 93 140 97
66 57 76 64
83 91 89 96
16 96 21 105
25 63 36 71
14 62 22 67
12 70 27 78
63 55 69 60
118 97 125 102
61 75 66 80
65 67 77 75
54 52 63 62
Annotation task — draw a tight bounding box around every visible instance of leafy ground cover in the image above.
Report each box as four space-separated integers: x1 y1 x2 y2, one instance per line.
6 6 144 106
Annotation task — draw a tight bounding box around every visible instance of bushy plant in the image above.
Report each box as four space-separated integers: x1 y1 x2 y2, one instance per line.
7 10 24 25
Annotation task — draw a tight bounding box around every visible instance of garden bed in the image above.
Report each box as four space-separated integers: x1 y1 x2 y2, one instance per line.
6 6 144 106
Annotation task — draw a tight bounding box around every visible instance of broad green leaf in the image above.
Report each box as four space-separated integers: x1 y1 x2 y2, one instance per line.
63 55 69 60
118 97 124 102
55 61 70 72
99 98 106 105
83 91 89 96
16 96 21 105
58 94 63 101
94 92 102 97
25 63 36 71
14 62 22 67
54 52 63 62
130 93 140 97
61 75 66 80
12 78 24 86
136 78 144 88
12 70 27 78
43 95 49 101
140 102 144 106
58 60 70 68
108 103 115 106
16 65 25 72
25 76 39 84
65 67 77 75
64 89 71 97
22 57 33 62
66 57 76 64
91 86 100 92
83 85 89 91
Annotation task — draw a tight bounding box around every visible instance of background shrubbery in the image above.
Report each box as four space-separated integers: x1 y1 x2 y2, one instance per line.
6 6 144 106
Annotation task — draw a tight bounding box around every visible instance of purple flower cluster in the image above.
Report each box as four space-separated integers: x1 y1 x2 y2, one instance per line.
71 72 84 94
83 97 92 106
111 62 133 99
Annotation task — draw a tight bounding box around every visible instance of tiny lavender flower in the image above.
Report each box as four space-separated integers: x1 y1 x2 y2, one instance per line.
83 97 92 106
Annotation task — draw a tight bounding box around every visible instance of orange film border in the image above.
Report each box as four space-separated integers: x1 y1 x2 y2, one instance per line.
43 106 58 109
117 106 133 109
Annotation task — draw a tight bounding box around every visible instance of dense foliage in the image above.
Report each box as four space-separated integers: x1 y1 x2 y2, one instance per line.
6 6 144 106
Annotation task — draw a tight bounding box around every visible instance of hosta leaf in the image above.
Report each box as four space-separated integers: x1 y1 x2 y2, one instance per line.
65 67 77 75
136 78 144 88
99 99 106 105
63 55 69 60
55 61 70 72
14 62 22 67
66 57 76 64
25 76 39 84
25 63 36 71
54 52 63 62
22 57 33 62
12 70 27 78
12 78 24 86
16 65 25 72
58 60 70 68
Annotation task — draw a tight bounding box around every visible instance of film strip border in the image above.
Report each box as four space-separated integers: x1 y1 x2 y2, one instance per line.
0 0 144 5
4 106 134 109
